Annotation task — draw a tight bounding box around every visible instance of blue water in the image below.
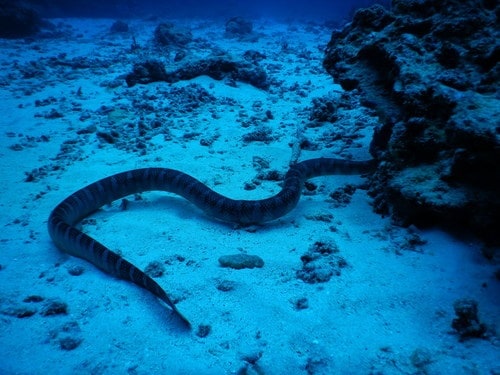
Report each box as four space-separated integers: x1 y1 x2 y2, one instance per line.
29 0 391 20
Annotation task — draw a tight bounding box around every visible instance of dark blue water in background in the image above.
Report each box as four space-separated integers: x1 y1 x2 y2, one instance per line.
26 0 391 21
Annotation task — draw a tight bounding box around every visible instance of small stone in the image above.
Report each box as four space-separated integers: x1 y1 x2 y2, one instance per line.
40 299 68 316
218 254 264 269
61 321 80 333
67 265 84 276
309 239 340 254
196 324 211 338
9 144 23 151
304 212 334 222
44 109 64 119
410 348 433 370
242 351 262 365
216 279 236 292
144 261 165 278
1 306 37 318
59 336 82 351
23 295 44 303
293 297 309 310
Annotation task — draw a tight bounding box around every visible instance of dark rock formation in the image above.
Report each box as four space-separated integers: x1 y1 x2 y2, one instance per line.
153 22 192 47
126 57 270 90
309 94 338 123
110 20 128 33
451 299 488 341
323 0 500 243
125 60 169 86
225 16 253 37
243 50 266 63
0 1 41 38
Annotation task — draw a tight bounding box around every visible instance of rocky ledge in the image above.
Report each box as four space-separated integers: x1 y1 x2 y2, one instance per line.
324 0 499 244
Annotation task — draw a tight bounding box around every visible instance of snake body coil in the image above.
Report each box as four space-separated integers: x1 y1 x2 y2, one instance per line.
48 158 375 329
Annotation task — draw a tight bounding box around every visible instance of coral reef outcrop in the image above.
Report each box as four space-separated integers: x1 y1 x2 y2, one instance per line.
126 57 270 90
153 22 193 47
0 1 41 38
324 0 499 243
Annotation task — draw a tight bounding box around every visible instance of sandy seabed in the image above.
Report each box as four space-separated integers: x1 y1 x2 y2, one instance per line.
0 18 498 374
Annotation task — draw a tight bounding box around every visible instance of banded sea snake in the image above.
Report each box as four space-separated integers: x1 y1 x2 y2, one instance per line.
48 158 375 329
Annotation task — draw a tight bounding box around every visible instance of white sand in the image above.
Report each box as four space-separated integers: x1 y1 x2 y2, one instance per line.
0 18 498 374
